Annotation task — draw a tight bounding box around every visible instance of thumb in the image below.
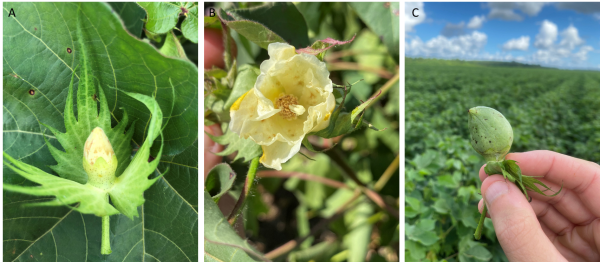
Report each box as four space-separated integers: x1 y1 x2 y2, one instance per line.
481 175 565 262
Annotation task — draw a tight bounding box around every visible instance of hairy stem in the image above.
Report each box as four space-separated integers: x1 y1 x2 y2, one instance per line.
101 215 112 254
100 192 112 255
228 157 260 225
474 203 487 240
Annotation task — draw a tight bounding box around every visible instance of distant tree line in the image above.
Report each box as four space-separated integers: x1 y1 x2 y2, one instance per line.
406 57 548 69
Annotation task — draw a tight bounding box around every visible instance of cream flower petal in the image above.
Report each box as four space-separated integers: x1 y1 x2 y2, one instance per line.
309 92 336 133
254 88 281 121
230 90 257 134
267 43 297 61
239 114 306 145
259 140 302 171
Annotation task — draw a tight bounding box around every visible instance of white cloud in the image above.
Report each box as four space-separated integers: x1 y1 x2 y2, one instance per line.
530 21 588 67
487 3 516 10
559 25 584 50
488 3 547 21
406 2 426 32
530 46 590 65
489 8 522 21
556 3 600 14
441 22 466 37
534 20 558 49
529 22 592 66
503 36 530 51
573 46 594 61
517 2 547 16
555 48 571 57
531 50 562 64
404 1 600 70
407 31 487 58
467 15 486 29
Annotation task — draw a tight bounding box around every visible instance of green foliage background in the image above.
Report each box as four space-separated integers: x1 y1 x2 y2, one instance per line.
405 58 600 261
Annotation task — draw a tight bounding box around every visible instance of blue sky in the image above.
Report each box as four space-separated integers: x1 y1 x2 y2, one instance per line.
405 2 600 70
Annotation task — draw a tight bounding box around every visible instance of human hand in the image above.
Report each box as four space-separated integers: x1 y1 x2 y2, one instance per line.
478 150 600 262
204 27 237 69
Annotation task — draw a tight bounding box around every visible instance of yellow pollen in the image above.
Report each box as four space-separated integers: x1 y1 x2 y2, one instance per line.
275 93 299 120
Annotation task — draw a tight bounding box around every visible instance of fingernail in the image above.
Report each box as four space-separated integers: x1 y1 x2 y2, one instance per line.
485 180 509 205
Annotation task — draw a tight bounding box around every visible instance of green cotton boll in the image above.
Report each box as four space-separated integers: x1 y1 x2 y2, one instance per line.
468 106 513 162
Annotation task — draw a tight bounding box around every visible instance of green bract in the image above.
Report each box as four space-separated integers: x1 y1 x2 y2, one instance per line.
468 106 513 162
2 79 164 217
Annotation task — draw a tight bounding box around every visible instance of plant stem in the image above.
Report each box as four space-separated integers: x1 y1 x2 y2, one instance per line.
365 73 400 110
373 154 399 192
228 157 259 225
474 203 487 240
101 215 112 254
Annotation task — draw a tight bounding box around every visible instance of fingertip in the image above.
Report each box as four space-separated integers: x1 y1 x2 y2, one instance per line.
478 164 487 182
204 124 223 138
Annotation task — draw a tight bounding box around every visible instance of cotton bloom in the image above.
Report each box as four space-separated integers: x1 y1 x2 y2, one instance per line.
230 43 335 170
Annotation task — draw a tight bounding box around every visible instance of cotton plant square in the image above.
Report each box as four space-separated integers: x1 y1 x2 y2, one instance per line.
3 25 168 255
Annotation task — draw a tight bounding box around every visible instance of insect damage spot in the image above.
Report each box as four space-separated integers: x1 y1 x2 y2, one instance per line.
28 89 35 96
67 48 72 54
34 27 37 31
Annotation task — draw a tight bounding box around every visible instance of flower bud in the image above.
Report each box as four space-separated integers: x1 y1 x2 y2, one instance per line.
83 127 117 190
468 106 513 161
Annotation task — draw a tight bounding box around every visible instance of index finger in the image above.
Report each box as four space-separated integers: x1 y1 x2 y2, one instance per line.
506 150 600 219
505 150 599 195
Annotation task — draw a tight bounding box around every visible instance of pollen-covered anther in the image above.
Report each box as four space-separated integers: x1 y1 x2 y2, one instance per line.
275 93 304 120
